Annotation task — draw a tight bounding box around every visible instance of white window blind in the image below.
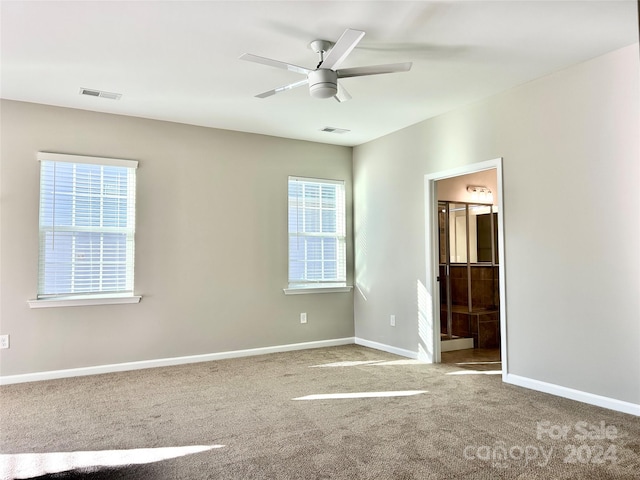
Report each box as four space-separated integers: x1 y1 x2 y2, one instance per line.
288 176 346 286
37 153 137 299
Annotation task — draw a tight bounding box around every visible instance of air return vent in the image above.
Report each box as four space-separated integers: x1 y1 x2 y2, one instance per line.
320 126 350 134
80 88 122 100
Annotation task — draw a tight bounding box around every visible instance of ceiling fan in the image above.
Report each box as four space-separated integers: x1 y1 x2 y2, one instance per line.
239 28 412 102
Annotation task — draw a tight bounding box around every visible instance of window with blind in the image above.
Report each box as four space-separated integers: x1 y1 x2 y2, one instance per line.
288 176 346 288
36 152 137 300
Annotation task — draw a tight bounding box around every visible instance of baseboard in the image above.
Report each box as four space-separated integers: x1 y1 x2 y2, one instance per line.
505 373 640 417
354 337 418 359
0 337 356 386
440 337 474 352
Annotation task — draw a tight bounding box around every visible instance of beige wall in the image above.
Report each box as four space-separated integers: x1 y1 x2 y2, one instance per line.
353 44 640 405
0 101 354 376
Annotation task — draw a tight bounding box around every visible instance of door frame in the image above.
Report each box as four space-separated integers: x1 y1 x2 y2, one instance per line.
424 158 508 379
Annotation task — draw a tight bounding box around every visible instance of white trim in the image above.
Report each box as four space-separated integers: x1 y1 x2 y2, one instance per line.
288 175 344 186
37 152 138 169
423 175 439 364
28 295 142 308
0 337 355 385
288 176 347 286
355 337 418 359
284 285 353 295
440 337 475 352
424 158 507 372
505 374 640 417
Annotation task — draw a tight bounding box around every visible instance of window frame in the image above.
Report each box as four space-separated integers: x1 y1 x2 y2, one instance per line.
284 176 352 295
28 152 141 308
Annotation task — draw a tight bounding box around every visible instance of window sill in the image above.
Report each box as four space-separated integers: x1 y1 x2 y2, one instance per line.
283 285 353 295
28 295 142 309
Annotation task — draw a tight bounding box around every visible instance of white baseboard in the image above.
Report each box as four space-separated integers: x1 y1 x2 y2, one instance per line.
0 337 356 386
5 339 636 417
440 337 474 352
505 373 640 417
354 337 418 359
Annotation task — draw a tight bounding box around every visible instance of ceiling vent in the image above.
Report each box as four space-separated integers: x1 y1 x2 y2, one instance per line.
320 126 350 134
79 88 122 100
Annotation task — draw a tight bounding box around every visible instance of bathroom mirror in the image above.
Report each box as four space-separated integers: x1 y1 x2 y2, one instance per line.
449 203 468 263
446 203 498 265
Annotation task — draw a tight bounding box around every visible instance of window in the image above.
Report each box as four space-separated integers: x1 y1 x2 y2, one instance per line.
32 152 139 306
287 176 349 293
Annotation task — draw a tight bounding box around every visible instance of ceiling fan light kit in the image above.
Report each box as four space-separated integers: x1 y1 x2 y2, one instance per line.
240 28 412 102
308 69 338 99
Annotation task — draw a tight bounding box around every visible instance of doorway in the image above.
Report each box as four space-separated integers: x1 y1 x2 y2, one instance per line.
424 159 507 374
438 199 501 366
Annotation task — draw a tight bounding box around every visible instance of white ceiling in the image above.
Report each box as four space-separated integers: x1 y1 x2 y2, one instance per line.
1 1 637 147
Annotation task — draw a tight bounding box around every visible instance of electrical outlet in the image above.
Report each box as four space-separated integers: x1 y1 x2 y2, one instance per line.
300 313 307 324
390 315 396 327
0 335 9 349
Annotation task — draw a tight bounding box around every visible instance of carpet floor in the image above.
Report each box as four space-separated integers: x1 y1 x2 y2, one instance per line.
1 345 639 479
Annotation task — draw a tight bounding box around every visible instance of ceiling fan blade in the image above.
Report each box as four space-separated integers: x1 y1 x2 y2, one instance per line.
321 28 365 70
239 53 311 76
255 79 309 98
334 83 352 103
337 62 412 78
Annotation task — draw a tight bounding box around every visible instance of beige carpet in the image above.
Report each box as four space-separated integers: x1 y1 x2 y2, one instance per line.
1 345 639 479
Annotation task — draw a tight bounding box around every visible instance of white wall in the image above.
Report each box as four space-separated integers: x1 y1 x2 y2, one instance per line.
0 100 354 376
353 44 640 405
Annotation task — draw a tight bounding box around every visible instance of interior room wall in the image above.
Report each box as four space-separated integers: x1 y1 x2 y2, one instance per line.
436 170 498 205
353 44 640 406
0 100 354 377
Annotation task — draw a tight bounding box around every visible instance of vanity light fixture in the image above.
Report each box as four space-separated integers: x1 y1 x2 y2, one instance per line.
467 185 494 203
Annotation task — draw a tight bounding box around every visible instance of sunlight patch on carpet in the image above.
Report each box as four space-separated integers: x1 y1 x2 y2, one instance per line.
0 444 224 479
310 359 425 368
293 390 427 400
446 370 502 375
372 359 425 366
310 360 387 367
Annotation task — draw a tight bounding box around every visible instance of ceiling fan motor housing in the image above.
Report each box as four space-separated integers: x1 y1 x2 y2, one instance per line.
308 69 338 99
